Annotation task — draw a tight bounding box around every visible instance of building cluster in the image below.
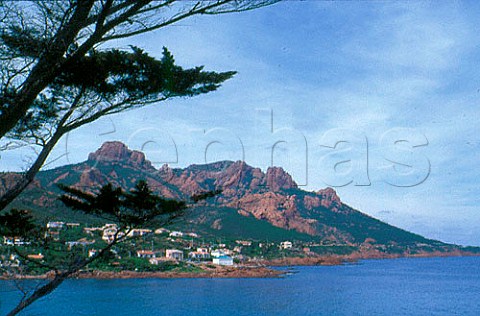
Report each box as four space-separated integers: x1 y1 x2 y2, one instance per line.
1 220 299 269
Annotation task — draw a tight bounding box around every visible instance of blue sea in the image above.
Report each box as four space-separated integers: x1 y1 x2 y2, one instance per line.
1 256 480 315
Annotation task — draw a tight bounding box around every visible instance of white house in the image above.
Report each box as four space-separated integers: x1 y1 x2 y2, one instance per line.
210 249 225 258
188 248 211 260
166 249 184 261
137 250 155 259
235 240 252 246
213 255 233 266
65 238 95 249
3 236 29 246
127 228 152 237
169 231 184 237
102 224 125 243
149 257 171 265
280 241 293 249
47 221 65 229
155 228 170 234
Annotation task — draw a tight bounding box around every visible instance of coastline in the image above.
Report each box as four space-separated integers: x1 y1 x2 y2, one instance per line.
262 249 480 267
75 265 284 279
2 250 478 280
0 265 284 280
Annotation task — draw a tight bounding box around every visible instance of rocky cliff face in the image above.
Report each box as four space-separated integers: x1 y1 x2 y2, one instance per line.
3 141 441 248
74 142 342 236
49 142 344 237
264 167 297 191
87 141 155 171
85 143 343 237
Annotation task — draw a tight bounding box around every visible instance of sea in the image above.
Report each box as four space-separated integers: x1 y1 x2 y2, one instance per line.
1 256 480 316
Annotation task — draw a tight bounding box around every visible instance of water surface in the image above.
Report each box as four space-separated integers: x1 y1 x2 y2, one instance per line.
1 256 479 315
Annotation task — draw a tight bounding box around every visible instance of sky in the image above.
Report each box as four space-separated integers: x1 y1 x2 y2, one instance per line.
2 1 480 246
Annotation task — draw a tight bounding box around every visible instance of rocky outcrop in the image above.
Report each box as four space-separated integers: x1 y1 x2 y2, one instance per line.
9 141 442 249
228 192 318 235
317 187 346 213
78 167 106 189
264 167 297 191
32 143 345 236
215 161 265 195
87 141 155 171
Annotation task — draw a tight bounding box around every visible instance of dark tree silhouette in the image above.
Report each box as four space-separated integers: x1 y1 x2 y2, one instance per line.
0 0 278 212
0 2 278 314
0 180 214 316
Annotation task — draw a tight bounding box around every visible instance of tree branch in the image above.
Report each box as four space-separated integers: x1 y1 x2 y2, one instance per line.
0 0 95 139
0 88 85 211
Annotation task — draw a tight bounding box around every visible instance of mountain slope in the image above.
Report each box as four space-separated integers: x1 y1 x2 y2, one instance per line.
1 141 471 255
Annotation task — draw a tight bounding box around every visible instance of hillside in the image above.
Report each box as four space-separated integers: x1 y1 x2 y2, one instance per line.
1 141 474 257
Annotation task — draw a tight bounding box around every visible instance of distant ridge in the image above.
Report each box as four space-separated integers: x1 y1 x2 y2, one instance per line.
2 141 477 257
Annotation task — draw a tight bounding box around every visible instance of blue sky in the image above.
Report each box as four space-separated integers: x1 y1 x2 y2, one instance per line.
3 1 480 245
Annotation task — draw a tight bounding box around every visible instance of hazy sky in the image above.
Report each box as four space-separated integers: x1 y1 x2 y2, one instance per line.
3 1 480 245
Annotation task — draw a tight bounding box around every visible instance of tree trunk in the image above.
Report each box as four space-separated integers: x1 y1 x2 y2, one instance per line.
6 272 70 316
0 0 94 139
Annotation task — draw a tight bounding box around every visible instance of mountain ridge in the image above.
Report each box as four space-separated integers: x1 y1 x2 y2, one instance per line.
2 141 477 257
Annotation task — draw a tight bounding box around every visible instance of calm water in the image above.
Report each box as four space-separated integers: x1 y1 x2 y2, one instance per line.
1 256 480 315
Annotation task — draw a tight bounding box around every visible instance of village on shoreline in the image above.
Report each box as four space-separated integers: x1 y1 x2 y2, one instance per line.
0 220 328 279
2 220 477 280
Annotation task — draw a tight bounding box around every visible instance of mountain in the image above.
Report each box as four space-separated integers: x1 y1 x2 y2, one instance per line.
1 141 476 257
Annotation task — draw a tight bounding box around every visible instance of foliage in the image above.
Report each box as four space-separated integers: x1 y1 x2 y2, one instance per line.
59 180 187 227
0 180 195 316
0 1 279 314
0 209 39 238
0 0 278 213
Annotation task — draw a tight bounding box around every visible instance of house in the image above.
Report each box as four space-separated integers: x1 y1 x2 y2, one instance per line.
236 240 252 246
3 236 28 246
187 232 199 238
65 238 95 249
137 250 156 259
149 257 174 265
188 248 211 260
169 231 184 237
211 249 225 258
45 230 60 241
259 242 273 248
46 221 65 229
84 227 103 235
212 255 234 266
155 228 170 234
27 253 44 260
280 241 293 249
102 224 125 243
197 247 209 254
88 249 97 258
166 249 184 261
127 228 152 237
45 222 65 240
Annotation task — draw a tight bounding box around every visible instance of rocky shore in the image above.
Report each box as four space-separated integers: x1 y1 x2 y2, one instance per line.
1 265 284 280
76 266 284 279
3 251 479 281
263 249 480 267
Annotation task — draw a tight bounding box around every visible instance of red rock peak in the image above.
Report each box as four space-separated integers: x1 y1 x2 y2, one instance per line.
87 141 154 170
265 167 297 191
